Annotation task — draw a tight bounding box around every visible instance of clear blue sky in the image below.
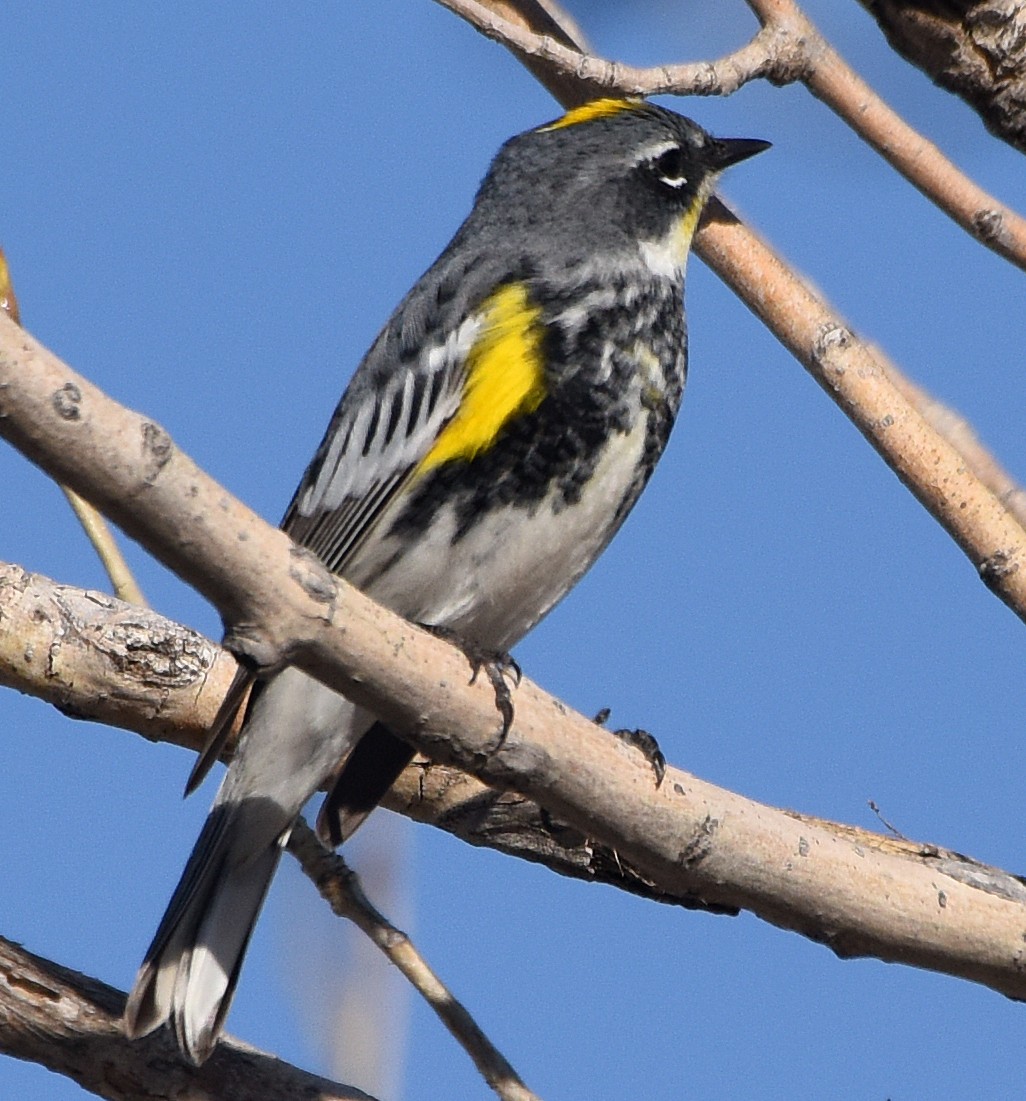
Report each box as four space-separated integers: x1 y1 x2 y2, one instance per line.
5 3 1026 1099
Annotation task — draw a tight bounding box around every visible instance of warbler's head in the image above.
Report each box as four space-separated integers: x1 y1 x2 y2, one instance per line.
468 98 770 279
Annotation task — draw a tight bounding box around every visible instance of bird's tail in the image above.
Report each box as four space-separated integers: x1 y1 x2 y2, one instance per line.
124 666 370 1063
123 797 286 1064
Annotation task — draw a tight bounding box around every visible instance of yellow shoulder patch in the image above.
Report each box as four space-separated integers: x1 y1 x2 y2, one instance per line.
418 283 546 475
541 97 646 132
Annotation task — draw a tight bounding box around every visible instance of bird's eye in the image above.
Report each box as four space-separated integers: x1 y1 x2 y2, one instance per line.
651 146 688 189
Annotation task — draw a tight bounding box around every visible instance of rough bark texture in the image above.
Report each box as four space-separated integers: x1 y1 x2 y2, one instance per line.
0 560 716 908
5 553 1026 1004
859 0 1026 153
0 938 374 1101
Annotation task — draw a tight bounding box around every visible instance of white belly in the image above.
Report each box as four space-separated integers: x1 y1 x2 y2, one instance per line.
357 415 651 650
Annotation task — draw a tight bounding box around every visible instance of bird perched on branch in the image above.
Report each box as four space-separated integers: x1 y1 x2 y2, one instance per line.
124 97 768 1064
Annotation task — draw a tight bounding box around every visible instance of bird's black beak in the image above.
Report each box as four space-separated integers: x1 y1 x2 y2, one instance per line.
708 136 772 170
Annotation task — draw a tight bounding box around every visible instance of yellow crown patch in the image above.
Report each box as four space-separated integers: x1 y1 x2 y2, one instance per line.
541 97 646 132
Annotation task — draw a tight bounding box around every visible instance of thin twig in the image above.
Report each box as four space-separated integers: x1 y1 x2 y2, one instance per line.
60 486 147 605
0 246 147 606
0 248 20 325
436 0 801 102
442 0 1026 272
287 819 543 1101
749 0 1026 271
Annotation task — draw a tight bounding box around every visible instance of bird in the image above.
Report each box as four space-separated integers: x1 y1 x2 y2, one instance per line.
123 96 769 1064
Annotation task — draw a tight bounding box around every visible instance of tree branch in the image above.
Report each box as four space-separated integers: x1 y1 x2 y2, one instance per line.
437 0 804 102
2 326 1026 999
695 197 1026 607
0 561 233 752
0 560 709 905
857 0 1026 154
0 937 374 1101
288 820 541 1101
442 0 1026 270
437 0 1026 615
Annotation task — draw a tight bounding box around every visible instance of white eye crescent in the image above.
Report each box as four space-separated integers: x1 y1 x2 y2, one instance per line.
652 146 688 189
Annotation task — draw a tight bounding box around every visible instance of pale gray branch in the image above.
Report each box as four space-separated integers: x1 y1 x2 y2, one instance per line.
444 0 1026 270
438 0 801 102
0 560 708 905
2 321 1026 1001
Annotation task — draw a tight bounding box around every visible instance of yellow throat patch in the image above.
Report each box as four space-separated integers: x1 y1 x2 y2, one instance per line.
640 177 716 277
418 283 546 474
541 97 646 131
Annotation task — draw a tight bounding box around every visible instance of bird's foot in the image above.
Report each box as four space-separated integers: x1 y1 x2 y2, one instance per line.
592 707 666 786
421 624 521 741
613 726 666 787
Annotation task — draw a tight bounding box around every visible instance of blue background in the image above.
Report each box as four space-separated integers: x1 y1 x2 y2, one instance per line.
5 3 1026 1098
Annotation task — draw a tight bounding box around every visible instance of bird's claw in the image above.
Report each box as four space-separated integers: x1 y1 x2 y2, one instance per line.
612 726 666 787
421 624 520 741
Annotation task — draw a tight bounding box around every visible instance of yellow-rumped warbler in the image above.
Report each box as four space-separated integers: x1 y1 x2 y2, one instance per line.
124 98 768 1063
